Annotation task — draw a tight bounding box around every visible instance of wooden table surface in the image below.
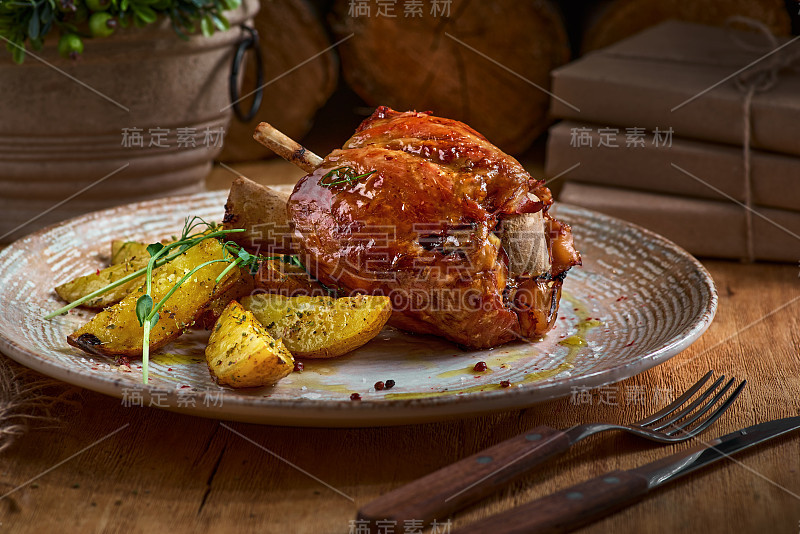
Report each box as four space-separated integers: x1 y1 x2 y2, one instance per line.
1 166 798 534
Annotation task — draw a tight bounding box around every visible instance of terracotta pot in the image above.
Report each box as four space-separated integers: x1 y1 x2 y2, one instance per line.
0 0 259 242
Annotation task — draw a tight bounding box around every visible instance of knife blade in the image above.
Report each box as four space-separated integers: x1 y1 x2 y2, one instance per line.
454 416 800 534
634 415 800 488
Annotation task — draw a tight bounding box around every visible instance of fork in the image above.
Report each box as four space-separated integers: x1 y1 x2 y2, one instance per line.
358 371 746 526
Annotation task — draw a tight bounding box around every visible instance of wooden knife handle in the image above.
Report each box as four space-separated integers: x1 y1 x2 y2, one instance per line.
454 469 650 534
357 425 570 526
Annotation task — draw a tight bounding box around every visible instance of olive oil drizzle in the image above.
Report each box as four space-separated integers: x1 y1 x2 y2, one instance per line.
385 291 602 399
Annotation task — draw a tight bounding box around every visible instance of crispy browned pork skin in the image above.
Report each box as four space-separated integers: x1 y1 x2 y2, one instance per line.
288 107 580 349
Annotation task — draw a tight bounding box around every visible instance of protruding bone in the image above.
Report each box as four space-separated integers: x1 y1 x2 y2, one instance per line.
253 122 323 173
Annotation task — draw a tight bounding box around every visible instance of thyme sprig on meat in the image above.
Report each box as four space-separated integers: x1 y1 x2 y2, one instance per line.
319 166 375 188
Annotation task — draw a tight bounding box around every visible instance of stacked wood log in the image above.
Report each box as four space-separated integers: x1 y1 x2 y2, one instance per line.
220 0 338 162
582 0 791 52
329 0 570 155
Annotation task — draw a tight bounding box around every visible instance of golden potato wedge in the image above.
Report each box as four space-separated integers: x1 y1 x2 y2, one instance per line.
110 240 150 265
254 258 327 297
240 294 391 359
222 176 294 255
55 257 150 309
195 271 256 330
206 300 294 388
67 238 242 357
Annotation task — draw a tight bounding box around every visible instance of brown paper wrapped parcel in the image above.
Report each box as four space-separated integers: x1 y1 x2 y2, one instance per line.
546 121 800 212
550 21 800 157
560 182 800 262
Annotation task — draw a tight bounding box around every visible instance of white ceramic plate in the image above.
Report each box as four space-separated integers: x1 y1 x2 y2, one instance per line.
0 190 716 427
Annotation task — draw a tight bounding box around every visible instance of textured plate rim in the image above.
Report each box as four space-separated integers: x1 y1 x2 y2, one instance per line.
0 191 717 426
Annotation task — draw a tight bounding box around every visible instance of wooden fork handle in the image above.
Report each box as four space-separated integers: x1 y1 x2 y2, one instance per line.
453 469 650 534
357 425 570 526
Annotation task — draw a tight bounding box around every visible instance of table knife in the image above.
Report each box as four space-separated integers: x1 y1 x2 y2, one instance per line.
454 416 800 534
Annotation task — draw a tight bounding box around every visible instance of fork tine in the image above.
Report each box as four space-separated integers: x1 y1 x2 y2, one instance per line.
677 380 748 437
636 370 715 426
667 378 741 436
662 377 735 433
649 374 727 431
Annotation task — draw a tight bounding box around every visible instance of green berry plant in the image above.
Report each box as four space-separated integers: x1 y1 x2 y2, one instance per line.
0 0 242 63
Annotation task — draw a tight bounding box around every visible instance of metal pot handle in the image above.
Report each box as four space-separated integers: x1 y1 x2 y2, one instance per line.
229 24 264 123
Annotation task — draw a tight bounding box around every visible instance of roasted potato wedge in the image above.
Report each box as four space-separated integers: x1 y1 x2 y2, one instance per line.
254 259 326 297
55 257 149 309
240 294 391 359
110 240 150 265
223 176 294 255
206 300 294 388
195 271 256 330
67 238 242 357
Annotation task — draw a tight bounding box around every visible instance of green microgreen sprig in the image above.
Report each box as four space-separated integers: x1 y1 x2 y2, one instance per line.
319 166 375 188
214 241 264 284
43 216 231 320
45 215 282 384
